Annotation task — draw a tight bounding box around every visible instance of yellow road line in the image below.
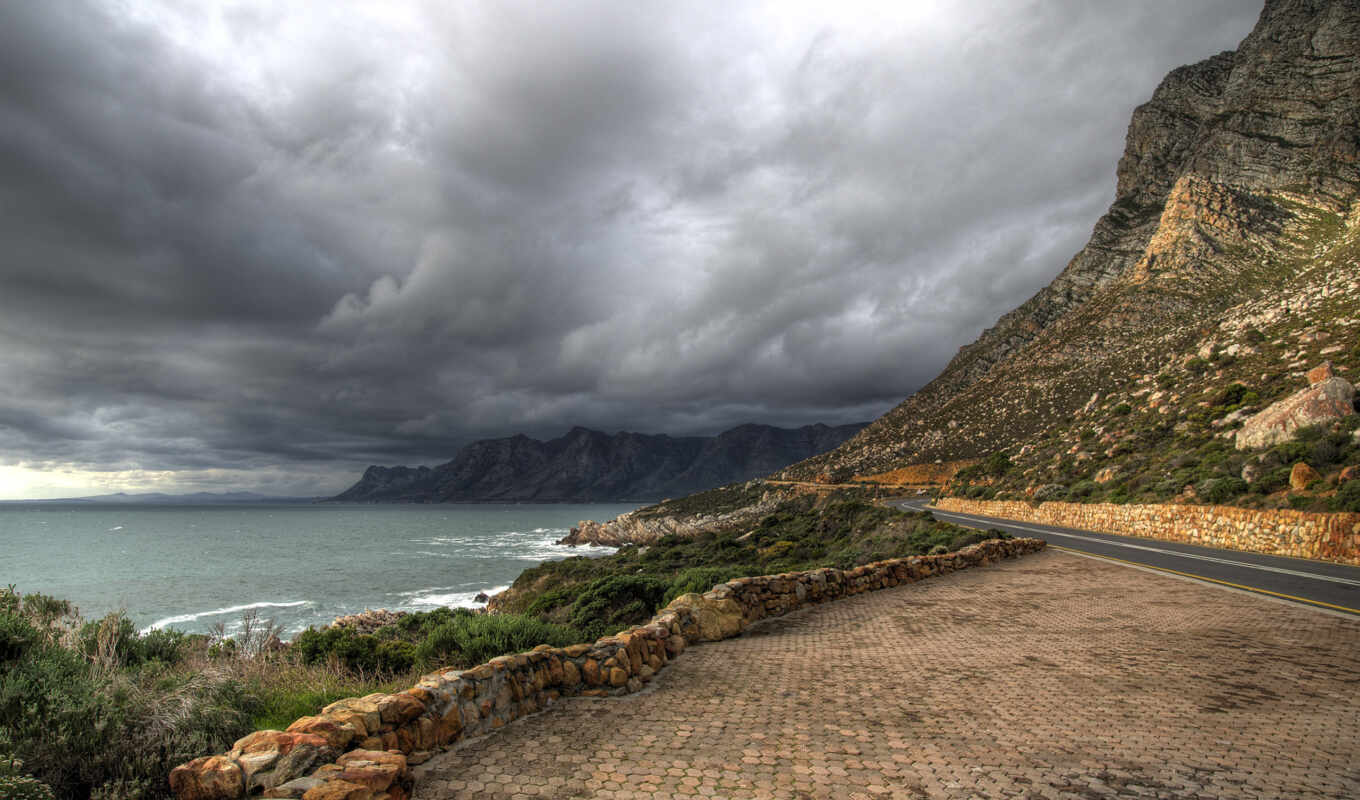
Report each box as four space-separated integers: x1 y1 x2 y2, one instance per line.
1050 545 1360 616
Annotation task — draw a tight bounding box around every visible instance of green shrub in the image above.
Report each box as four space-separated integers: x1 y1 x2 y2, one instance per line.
1112 403 1133 416
1309 437 1344 466
565 576 670 640
1252 467 1293 494
1333 481 1360 512
0 756 55 800
292 627 409 675
661 567 747 607
1067 480 1100 500
414 614 583 668
1197 477 1248 504
0 606 255 800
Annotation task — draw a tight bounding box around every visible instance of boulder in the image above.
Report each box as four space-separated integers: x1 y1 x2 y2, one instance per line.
168 755 245 800
1235 375 1355 450
662 593 744 642
1290 462 1320 492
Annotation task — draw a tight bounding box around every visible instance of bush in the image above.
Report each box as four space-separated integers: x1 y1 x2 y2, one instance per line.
1309 437 1344 466
1033 484 1066 502
565 576 670 641
1196 477 1248 504
292 627 405 675
1333 481 1360 512
1112 403 1133 416
1252 467 1293 494
414 614 583 668
0 603 256 800
0 756 55 800
662 567 747 607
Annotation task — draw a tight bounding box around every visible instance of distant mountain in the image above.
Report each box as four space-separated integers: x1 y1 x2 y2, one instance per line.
1 491 316 505
332 423 867 503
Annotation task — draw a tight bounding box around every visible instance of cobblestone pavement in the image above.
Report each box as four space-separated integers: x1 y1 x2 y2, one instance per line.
415 551 1360 799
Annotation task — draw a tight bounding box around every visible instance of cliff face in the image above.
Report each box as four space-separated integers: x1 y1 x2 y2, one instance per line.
332 422 865 503
782 0 1360 482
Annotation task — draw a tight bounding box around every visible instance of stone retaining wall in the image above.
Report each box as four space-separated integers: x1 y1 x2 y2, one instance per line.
169 537 1046 800
935 498 1360 565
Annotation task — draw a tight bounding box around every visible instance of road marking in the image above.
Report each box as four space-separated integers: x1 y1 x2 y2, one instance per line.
908 504 1360 588
1048 545 1360 616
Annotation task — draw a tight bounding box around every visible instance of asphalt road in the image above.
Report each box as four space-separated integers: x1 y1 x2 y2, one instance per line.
889 497 1360 617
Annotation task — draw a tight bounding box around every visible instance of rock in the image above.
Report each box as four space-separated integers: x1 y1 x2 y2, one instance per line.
608 667 628 687
581 658 601 686
300 780 375 800
1094 467 1118 484
1290 462 1320 492
1241 462 1261 484
286 716 357 751
1340 465 1360 484
473 592 489 603
263 776 325 799
1235 377 1355 450
322 697 381 737
323 750 406 793
561 659 580 686
1307 362 1335 385
269 742 337 790
375 693 425 725
662 593 744 642
328 609 407 634
169 755 245 800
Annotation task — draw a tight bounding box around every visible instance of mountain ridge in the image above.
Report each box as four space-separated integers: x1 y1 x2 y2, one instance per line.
332 422 867 503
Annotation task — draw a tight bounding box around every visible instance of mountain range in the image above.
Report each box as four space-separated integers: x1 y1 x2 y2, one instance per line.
331 423 866 503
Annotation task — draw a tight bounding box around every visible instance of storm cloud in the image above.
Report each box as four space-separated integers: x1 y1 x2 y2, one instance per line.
0 1 1260 497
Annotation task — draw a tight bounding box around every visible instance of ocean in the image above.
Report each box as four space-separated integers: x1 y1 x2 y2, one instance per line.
0 503 636 638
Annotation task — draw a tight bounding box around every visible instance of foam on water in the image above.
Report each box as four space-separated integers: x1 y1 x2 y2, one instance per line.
142 600 312 633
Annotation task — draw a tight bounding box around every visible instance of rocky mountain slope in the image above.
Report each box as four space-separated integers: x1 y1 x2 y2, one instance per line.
774 0 1360 491
332 423 865 503
568 0 1360 544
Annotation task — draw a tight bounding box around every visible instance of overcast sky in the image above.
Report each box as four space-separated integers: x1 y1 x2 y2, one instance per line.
0 1 1261 498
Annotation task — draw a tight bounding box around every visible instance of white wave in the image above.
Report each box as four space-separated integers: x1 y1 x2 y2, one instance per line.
108 525 124 532
399 584 509 609
142 600 310 632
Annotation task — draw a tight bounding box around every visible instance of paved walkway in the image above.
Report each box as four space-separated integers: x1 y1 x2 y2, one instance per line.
415 551 1360 799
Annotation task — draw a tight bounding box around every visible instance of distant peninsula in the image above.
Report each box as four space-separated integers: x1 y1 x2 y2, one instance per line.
331 422 867 503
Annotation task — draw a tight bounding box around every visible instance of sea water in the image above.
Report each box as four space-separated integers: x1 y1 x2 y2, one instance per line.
0 503 635 638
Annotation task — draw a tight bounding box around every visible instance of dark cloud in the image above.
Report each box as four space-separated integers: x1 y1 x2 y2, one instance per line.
0 0 1261 497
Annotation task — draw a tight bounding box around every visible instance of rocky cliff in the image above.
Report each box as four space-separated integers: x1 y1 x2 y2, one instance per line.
332 423 865 503
777 0 1360 487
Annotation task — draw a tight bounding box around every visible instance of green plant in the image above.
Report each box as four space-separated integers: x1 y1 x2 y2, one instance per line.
414 614 582 668
1333 481 1360 512
1112 403 1133 416
1196 477 1249 504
